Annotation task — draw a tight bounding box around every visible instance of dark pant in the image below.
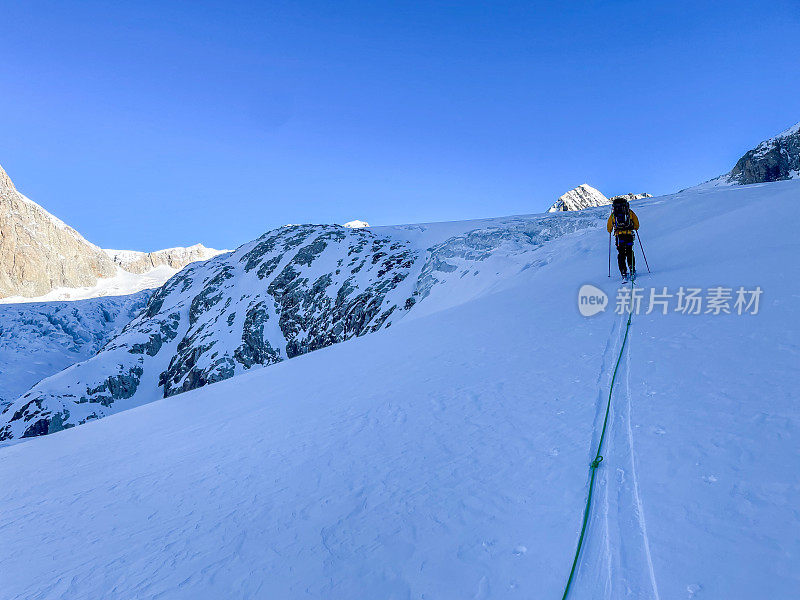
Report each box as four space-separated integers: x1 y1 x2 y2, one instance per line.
616 234 635 274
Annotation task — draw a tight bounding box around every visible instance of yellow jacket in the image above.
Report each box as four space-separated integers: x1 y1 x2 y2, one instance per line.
607 210 639 236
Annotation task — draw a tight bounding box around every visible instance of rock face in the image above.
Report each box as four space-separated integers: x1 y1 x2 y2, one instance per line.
0 164 221 299
0 212 600 440
701 121 800 187
727 122 800 185
104 245 223 274
548 184 609 212
0 164 118 298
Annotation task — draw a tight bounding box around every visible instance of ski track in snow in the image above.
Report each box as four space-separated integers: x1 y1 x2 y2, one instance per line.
575 309 624 597
574 306 662 599
601 317 660 600
598 314 626 599
624 323 661 600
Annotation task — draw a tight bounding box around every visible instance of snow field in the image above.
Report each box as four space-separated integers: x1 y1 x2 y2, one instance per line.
1 179 799 598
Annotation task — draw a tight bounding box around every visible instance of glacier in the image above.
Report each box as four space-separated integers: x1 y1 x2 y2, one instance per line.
0 292 150 408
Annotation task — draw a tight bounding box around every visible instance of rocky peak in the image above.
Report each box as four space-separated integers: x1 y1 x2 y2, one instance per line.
0 164 222 299
0 164 119 299
726 121 800 185
548 184 609 212
701 121 800 188
1 164 17 192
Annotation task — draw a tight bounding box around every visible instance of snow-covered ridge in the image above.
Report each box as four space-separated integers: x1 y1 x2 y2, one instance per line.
343 220 370 228
774 120 800 140
104 244 225 274
615 192 652 202
0 212 600 440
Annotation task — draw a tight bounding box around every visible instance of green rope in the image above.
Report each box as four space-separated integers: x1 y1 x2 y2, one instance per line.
560 289 634 599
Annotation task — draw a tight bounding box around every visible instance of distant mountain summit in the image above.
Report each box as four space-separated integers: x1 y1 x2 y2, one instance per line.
104 245 222 274
0 164 222 299
702 121 800 187
614 193 652 202
548 184 609 212
547 185 650 213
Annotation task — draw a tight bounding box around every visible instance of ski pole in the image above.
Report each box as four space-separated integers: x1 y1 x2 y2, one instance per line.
635 231 651 273
608 233 611 277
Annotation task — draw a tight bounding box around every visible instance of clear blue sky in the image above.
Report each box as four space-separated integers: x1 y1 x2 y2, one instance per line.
1 0 798 251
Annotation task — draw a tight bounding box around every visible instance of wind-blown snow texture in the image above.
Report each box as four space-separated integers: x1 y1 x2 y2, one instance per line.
0 292 150 407
0 180 798 599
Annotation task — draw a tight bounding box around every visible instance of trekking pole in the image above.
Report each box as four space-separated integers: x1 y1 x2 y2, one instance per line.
608 233 611 277
635 231 651 273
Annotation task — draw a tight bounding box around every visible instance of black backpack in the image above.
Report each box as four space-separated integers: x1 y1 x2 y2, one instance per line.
612 197 632 230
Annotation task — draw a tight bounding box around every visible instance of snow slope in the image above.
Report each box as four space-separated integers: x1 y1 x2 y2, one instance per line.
1 180 798 598
0 292 150 406
0 265 179 304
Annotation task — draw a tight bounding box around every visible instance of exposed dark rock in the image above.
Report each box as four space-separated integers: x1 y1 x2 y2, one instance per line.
728 128 800 184
712 122 800 186
84 365 144 407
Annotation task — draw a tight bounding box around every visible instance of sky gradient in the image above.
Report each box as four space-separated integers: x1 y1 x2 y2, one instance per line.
2 0 799 251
